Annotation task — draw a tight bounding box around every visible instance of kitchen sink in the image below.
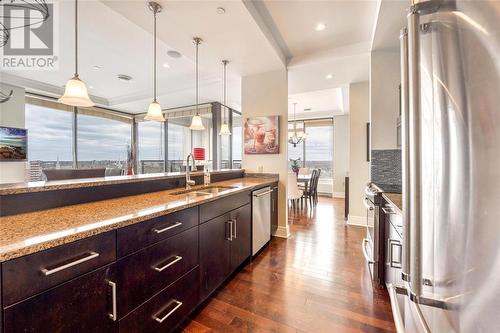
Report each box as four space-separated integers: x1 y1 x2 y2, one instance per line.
172 186 236 196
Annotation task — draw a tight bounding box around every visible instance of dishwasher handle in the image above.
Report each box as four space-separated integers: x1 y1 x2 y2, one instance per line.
253 189 273 197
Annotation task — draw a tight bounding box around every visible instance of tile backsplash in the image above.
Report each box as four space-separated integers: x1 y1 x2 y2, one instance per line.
371 149 402 192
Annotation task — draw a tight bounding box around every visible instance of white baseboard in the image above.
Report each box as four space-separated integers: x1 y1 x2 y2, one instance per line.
332 192 345 198
273 225 290 238
347 215 366 227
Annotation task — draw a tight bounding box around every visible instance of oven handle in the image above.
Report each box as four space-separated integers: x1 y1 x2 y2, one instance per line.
362 238 375 264
363 198 374 211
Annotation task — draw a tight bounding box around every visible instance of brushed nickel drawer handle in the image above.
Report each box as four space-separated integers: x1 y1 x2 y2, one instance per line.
153 255 183 272
41 251 100 276
153 222 182 234
153 300 183 323
108 280 117 321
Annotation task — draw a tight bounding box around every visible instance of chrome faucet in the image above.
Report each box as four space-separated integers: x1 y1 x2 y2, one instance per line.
185 153 196 190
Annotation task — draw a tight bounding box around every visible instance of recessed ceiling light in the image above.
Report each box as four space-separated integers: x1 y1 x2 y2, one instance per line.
167 50 182 58
163 62 170 68
89 85 94 89
216 7 226 14
325 74 333 79
117 74 133 82
315 23 326 31
92 65 101 70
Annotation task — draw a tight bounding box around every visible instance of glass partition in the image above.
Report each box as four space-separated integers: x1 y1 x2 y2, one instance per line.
138 121 165 173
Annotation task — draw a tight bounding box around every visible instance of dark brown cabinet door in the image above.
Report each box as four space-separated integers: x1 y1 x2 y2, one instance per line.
199 213 231 301
117 226 199 317
229 204 252 271
3 264 117 333
271 185 278 235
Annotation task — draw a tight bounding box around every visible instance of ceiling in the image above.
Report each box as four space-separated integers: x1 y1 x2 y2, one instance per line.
256 0 378 117
1 0 284 114
1 0 383 117
371 0 409 51
288 87 347 120
263 0 378 58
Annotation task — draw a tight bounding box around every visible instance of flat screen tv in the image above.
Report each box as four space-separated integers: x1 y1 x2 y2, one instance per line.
0 126 27 161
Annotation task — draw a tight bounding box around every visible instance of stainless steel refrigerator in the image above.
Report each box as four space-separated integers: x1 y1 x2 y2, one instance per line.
390 1 500 332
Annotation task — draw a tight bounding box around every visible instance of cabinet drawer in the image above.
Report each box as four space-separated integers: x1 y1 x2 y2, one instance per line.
2 231 116 306
117 226 199 317
117 207 198 257
4 264 117 333
199 191 251 223
119 267 199 333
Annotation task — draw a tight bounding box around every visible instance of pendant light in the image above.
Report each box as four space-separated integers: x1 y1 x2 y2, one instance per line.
144 1 165 122
288 103 306 147
219 60 231 136
190 37 205 130
59 0 94 107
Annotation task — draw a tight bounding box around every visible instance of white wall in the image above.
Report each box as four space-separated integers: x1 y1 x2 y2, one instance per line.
241 69 289 238
333 114 349 197
370 48 400 150
0 83 26 184
348 81 370 225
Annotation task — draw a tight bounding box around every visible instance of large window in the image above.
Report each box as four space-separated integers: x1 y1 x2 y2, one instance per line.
167 120 191 172
25 102 74 180
232 112 242 169
287 118 334 194
138 121 164 173
77 112 131 170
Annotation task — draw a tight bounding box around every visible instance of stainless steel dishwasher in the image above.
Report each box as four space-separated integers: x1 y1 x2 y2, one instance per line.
252 186 272 256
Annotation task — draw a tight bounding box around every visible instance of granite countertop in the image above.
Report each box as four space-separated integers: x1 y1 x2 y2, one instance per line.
383 192 402 213
0 169 242 195
0 177 277 262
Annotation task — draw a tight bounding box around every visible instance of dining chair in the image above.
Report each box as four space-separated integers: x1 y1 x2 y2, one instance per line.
303 169 317 205
287 172 303 209
311 169 322 204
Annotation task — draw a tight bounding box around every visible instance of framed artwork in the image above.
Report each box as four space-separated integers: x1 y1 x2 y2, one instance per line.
244 116 279 154
0 126 27 161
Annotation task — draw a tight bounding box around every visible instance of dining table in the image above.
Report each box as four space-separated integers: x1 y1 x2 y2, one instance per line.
297 174 312 195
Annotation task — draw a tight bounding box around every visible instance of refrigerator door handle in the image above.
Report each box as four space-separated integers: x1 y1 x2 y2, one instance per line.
407 2 423 299
400 26 411 283
387 284 406 333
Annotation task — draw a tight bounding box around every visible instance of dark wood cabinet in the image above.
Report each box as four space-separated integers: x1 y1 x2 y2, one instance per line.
1 188 259 333
229 204 252 271
271 185 278 235
119 267 199 333
199 203 252 301
117 226 199 317
3 264 117 333
199 213 231 301
117 207 198 257
199 190 251 223
2 231 116 306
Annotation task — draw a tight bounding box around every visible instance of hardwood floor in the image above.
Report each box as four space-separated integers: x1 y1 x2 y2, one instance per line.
181 198 396 332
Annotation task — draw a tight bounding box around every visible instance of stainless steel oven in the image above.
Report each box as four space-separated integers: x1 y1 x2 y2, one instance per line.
362 183 383 283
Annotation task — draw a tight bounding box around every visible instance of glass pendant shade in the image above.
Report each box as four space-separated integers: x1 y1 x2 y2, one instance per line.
189 114 205 130
59 76 95 107
145 100 165 121
219 123 231 135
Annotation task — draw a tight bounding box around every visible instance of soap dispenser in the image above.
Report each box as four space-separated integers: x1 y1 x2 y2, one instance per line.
204 166 211 186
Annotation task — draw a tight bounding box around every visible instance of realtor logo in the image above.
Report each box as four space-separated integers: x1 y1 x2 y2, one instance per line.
1 1 58 70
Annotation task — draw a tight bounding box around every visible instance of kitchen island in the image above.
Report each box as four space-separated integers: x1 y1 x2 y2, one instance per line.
0 171 278 333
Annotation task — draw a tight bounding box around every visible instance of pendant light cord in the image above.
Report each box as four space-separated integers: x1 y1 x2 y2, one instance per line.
153 9 157 102
195 38 199 115
223 60 227 123
74 0 78 77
